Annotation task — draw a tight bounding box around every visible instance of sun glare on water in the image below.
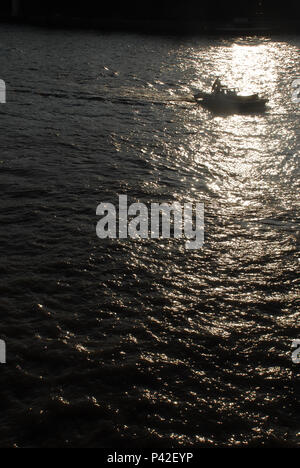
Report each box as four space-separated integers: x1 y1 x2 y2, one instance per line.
227 43 278 96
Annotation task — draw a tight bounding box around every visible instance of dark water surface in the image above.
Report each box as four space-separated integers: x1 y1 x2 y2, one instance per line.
0 25 299 447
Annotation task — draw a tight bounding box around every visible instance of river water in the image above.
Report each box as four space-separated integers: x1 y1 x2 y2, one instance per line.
0 24 299 447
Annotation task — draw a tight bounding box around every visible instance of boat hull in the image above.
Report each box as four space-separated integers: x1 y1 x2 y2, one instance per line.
194 91 268 113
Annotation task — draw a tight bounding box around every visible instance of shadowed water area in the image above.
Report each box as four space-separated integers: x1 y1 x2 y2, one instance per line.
0 24 299 447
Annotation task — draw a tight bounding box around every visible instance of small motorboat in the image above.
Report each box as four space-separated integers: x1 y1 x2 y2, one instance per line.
194 80 268 113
